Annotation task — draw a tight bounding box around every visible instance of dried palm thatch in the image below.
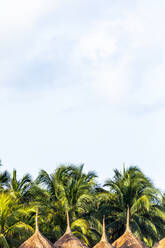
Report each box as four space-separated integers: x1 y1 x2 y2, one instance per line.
153 237 165 248
112 209 147 248
53 212 88 248
93 217 113 248
19 209 53 248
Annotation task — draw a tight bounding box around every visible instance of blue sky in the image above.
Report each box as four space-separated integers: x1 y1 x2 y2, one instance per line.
1 0 165 189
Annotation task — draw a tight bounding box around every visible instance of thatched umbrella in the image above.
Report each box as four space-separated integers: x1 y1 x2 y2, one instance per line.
93 217 113 248
53 212 88 248
19 209 53 248
112 209 147 248
153 237 165 248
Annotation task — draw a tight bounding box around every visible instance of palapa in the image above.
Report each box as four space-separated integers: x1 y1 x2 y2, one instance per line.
93 216 113 248
112 208 147 248
153 237 165 248
19 209 53 248
53 211 88 248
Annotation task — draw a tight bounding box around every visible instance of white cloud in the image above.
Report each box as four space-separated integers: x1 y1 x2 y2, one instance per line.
92 58 131 104
0 0 55 31
68 0 165 108
134 62 165 105
78 31 117 62
0 2 61 95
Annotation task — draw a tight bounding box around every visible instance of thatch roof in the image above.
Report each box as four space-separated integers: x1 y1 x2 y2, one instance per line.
93 217 113 248
53 212 88 248
153 237 165 248
19 209 53 248
112 209 147 248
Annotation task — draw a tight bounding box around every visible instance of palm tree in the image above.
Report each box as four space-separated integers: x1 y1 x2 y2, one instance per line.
9 169 32 203
36 164 97 244
0 192 35 248
37 164 97 213
0 160 10 190
103 166 165 247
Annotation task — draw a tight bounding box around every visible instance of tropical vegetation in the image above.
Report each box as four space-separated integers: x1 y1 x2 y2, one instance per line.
0 162 165 248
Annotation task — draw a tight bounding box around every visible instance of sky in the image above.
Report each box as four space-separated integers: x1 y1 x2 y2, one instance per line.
1 0 165 189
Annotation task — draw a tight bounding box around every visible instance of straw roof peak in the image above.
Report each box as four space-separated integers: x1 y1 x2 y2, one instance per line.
101 216 107 242
19 208 53 248
54 211 88 248
93 216 113 248
154 237 165 248
35 208 39 233
19 231 53 248
112 230 147 248
112 208 148 248
65 211 72 234
126 207 130 232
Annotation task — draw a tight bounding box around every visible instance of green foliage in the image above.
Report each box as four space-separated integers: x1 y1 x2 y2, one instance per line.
0 163 165 248
103 166 165 247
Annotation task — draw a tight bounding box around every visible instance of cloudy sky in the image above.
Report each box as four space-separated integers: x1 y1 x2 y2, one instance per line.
1 0 165 189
